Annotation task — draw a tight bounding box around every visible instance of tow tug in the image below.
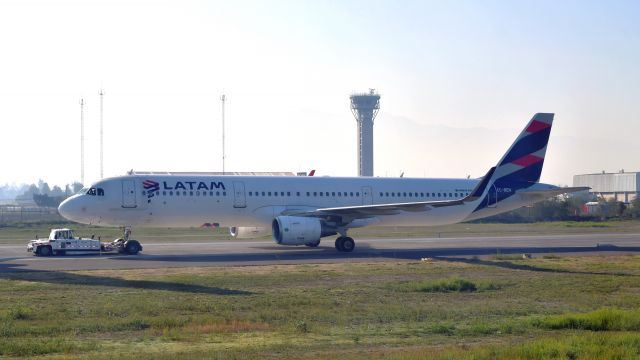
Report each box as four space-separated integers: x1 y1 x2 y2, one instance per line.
27 228 142 256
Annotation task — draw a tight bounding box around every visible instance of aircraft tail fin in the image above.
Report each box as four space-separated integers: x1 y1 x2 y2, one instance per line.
469 113 554 209
493 112 554 184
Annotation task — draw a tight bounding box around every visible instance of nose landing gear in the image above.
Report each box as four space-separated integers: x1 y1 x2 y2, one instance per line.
114 226 143 255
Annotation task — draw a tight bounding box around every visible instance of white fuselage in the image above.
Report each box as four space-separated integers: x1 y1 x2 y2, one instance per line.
58 174 543 229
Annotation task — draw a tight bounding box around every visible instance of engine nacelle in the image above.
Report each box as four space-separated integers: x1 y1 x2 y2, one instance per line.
272 216 324 245
229 226 269 239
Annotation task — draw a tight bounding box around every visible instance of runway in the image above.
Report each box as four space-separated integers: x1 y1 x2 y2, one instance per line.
1 233 639 272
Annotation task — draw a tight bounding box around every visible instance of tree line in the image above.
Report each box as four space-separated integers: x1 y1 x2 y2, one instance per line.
476 196 640 223
0 180 83 208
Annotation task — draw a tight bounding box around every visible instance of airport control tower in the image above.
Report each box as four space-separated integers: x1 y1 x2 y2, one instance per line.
350 89 380 177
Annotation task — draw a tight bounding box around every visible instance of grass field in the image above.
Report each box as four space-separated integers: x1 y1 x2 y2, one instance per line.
2 220 640 245
2 255 640 359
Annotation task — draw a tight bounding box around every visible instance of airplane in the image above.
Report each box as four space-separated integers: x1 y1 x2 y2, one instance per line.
58 113 587 253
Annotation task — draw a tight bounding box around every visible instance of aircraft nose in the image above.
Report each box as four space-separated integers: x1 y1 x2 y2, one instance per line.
58 196 82 222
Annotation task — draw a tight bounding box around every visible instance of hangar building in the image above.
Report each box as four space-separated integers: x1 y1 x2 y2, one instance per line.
573 171 640 203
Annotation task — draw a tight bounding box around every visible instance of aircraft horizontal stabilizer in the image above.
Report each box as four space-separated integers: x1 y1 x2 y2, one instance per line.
517 186 590 199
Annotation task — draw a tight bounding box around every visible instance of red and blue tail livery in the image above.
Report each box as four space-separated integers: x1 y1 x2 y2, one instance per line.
473 113 554 212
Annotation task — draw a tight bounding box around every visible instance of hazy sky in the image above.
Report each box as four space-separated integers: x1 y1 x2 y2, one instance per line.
1 0 638 187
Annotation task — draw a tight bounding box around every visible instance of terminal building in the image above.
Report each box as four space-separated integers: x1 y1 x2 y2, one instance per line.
573 171 640 203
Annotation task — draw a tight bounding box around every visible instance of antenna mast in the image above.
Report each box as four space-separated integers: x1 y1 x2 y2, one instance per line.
221 94 226 174
80 98 85 185
99 89 104 179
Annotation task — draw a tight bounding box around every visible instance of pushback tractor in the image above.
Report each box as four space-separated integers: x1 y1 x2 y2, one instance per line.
27 228 142 256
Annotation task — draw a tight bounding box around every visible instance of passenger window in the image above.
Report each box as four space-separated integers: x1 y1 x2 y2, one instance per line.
338 192 342 197
190 191 194 196
97 188 104 196
176 191 180 196
223 192 226 196
319 192 323 197
332 192 336 196
420 192 424 197
249 192 252 196
196 191 200 196
261 192 265 196
141 190 146 196
409 193 413 197
274 192 278 197
307 192 310 196
326 192 329 196
217 191 221 196
314 192 317 196
281 192 285 196
449 193 452 197
170 191 173 196
183 191 187 196
287 192 291 196
356 192 360 197
379 192 383 197
163 191 166 196
268 192 272 196
350 192 353 197
403 192 407 197
438 193 441 197
296 192 300 196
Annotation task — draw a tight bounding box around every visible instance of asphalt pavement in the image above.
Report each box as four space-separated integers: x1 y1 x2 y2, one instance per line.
1 233 639 272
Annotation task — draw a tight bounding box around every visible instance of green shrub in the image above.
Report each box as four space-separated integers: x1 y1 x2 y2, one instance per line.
535 308 640 331
6 306 33 320
415 278 477 293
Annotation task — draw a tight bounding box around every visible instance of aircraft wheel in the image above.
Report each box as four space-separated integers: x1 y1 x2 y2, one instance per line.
335 236 345 251
341 237 355 252
124 240 142 255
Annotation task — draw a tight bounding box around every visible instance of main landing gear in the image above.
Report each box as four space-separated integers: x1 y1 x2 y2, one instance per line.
335 236 355 252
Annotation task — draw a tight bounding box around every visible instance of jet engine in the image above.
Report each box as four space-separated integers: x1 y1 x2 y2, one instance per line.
229 226 269 239
272 216 335 245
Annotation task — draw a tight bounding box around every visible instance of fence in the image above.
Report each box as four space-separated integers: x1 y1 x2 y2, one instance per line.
0 205 65 224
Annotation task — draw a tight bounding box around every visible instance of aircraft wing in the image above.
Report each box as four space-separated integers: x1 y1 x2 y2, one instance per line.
283 167 497 222
282 199 466 224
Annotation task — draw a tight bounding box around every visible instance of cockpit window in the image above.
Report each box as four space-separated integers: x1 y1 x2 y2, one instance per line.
86 187 105 196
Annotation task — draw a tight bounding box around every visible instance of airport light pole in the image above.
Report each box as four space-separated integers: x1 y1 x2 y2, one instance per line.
80 98 85 185
99 89 104 179
221 94 226 175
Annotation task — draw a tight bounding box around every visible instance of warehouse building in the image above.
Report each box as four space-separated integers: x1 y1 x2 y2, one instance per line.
573 171 639 203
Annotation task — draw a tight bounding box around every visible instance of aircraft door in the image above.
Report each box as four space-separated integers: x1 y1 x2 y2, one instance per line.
233 181 247 208
121 180 137 208
361 186 373 205
487 184 498 208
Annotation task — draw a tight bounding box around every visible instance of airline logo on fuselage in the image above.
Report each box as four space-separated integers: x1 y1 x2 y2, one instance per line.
161 180 226 191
